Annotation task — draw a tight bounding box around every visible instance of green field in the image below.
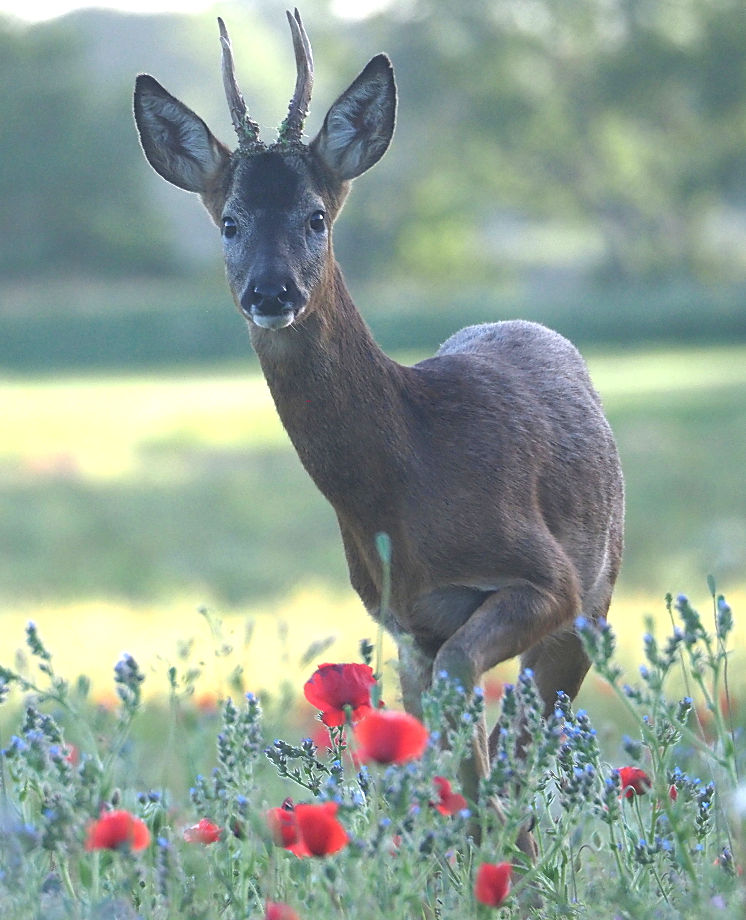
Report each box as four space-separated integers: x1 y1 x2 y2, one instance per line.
1 344 745 695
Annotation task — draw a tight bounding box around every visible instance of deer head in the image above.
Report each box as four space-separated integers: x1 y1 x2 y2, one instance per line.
134 9 396 331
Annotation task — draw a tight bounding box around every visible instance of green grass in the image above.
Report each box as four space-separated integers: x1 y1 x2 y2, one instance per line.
590 346 746 591
1 344 744 608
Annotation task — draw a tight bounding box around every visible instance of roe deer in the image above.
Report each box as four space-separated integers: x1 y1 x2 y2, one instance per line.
134 9 624 850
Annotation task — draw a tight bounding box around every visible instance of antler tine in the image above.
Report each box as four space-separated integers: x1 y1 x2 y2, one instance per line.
278 8 314 145
218 17 262 150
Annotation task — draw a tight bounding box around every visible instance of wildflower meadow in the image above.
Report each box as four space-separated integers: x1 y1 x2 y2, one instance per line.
0 581 744 919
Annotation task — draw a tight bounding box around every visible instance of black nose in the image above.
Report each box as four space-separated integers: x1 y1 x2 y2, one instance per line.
244 281 293 315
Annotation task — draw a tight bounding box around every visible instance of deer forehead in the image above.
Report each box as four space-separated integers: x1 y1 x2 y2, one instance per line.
226 150 330 217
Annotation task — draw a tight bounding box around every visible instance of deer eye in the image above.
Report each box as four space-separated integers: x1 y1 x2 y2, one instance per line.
222 216 238 239
309 210 326 233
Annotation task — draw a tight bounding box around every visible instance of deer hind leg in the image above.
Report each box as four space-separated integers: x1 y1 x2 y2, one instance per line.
481 623 598 871
508 573 617 731
519 626 591 718
488 625 591 771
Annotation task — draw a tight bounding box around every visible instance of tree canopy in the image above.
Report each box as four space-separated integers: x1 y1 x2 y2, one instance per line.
1 0 745 287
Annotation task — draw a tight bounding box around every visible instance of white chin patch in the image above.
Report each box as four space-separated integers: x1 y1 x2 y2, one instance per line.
250 310 295 331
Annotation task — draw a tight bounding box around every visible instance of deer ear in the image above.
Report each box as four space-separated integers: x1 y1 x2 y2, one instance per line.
134 74 231 193
311 54 396 181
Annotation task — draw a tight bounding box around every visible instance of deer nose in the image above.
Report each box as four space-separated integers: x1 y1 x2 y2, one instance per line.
240 278 303 330
244 281 293 314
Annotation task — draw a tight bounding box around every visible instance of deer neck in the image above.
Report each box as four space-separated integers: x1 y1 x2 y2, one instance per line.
249 263 410 517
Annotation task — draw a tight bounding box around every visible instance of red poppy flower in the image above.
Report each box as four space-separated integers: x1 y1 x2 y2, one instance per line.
85 809 150 851
474 861 512 906
266 805 310 857
354 709 429 764
432 776 468 815
183 818 222 844
303 663 377 727
265 903 300 920
266 801 347 857
294 802 348 856
617 766 652 799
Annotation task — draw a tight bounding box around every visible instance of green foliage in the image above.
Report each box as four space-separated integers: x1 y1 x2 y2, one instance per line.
2 279 746 375
2 0 746 286
0 589 744 917
0 16 175 279
344 0 746 284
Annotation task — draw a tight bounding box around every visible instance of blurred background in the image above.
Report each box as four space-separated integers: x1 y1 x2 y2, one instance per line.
1 0 745 699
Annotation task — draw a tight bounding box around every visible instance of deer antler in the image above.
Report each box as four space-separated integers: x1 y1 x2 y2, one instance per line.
277 8 314 146
218 17 263 153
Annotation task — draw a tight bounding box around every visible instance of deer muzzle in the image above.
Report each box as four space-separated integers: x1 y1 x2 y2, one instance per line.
240 279 304 330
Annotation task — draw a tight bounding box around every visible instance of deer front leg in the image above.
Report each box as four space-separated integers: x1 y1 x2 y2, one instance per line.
434 574 580 709
397 638 434 721
433 577 579 857
398 636 497 847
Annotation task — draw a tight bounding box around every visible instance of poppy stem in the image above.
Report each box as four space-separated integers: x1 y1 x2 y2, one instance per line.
326 880 344 914
372 532 392 707
91 849 100 904
59 857 77 903
343 703 355 777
